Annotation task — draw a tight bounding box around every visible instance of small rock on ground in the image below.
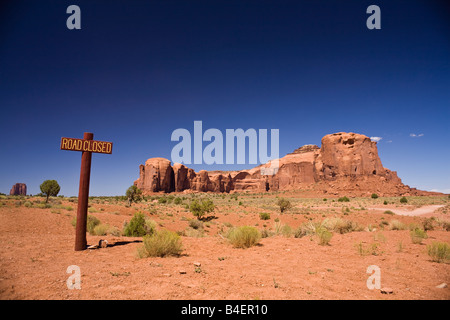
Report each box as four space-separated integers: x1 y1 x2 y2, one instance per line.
380 287 394 294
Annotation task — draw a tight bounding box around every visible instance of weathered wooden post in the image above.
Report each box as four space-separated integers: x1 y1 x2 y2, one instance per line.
60 132 113 251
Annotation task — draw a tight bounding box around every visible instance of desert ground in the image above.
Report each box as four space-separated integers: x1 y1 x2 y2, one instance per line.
0 191 449 300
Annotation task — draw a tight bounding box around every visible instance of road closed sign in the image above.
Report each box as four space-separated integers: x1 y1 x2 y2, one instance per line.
60 137 113 154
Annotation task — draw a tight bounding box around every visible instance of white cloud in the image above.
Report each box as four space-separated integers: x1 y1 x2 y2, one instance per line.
370 136 382 142
430 188 450 194
410 133 424 138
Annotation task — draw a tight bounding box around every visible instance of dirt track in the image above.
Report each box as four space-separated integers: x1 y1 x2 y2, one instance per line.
368 205 446 217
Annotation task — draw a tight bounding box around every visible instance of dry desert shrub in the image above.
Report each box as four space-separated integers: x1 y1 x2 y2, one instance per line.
188 219 204 230
227 226 261 248
316 228 333 246
259 212 271 220
138 229 183 258
427 242 450 263
410 228 428 244
294 220 333 245
183 227 205 238
92 224 109 236
389 220 407 231
355 242 381 256
276 198 292 213
323 218 362 234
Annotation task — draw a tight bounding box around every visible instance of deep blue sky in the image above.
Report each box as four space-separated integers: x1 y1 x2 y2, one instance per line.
1 0 449 196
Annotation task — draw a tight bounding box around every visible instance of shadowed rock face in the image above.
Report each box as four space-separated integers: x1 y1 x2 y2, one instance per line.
10 183 27 196
134 132 430 196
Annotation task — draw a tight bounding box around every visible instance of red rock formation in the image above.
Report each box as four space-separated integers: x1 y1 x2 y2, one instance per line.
135 158 174 193
134 132 431 196
10 183 27 196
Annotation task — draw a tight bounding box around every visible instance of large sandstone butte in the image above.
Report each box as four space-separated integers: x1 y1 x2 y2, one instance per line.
10 183 27 196
134 132 430 197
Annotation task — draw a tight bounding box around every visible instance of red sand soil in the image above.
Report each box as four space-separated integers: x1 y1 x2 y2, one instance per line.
0 196 449 300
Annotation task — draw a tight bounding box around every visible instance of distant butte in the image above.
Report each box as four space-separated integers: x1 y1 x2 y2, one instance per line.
134 132 437 197
10 183 27 196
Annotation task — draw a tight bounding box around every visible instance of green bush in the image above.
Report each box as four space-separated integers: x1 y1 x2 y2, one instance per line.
259 212 271 220
371 193 379 199
277 198 292 213
383 200 388 205
158 197 167 204
384 210 395 215
410 228 428 244
189 199 215 219
139 229 183 258
174 197 182 205
400 196 408 204
227 226 261 248
123 212 156 237
427 242 450 263
338 196 350 202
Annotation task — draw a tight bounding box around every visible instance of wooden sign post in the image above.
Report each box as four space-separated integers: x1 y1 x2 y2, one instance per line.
60 133 113 251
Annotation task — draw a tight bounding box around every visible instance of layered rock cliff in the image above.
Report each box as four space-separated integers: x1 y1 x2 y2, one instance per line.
134 132 428 196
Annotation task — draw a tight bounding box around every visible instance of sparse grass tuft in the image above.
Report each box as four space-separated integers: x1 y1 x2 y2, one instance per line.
316 228 333 245
324 218 362 234
389 220 407 231
410 228 428 244
227 226 261 248
188 219 204 230
427 241 450 263
355 242 381 256
92 224 109 236
87 215 101 234
139 229 183 258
